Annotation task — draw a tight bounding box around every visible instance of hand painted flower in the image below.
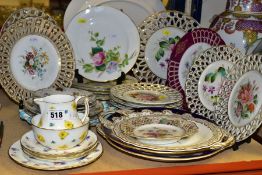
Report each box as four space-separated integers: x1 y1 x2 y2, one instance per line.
92 51 105 66
237 83 253 104
235 102 243 117
106 61 118 74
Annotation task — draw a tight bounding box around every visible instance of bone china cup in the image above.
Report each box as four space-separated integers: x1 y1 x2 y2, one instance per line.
31 113 89 150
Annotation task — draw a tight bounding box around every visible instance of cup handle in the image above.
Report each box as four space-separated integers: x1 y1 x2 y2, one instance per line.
75 96 89 123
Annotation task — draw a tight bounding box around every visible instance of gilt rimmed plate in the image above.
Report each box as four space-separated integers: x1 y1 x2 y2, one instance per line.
167 28 225 93
20 130 98 161
118 115 198 143
0 17 75 103
66 6 140 82
9 141 102 170
185 46 243 121
110 83 182 106
63 0 165 30
132 10 199 84
0 7 57 35
215 55 262 142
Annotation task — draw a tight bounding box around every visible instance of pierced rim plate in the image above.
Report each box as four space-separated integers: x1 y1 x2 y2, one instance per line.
66 6 140 82
0 7 57 36
132 10 199 85
63 0 165 30
9 141 102 171
110 83 182 106
0 17 75 103
167 28 225 94
118 115 198 142
20 130 97 160
215 55 262 142
185 46 243 121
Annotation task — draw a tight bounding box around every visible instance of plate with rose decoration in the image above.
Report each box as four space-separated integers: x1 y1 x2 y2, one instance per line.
214 55 262 142
0 17 75 103
185 46 243 122
66 6 140 82
132 10 199 85
167 28 225 103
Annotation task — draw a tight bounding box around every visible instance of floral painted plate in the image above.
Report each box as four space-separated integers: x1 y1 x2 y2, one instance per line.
118 115 198 143
110 83 182 106
132 10 199 85
215 55 262 142
9 141 102 170
66 6 140 82
0 17 75 103
185 46 243 121
63 0 165 30
20 130 98 161
167 28 225 93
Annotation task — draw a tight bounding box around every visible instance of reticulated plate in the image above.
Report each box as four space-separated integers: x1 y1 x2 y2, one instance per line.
132 10 199 84
20 130 97 161
101 110 232 153
63 0 165 30
0 17 75 103
215 55 262 142
167 28 225 93
118 115 198 142
0 7 57 35
110 83 182 106
185 46 243 121
66 6 140 82
9 141 102 171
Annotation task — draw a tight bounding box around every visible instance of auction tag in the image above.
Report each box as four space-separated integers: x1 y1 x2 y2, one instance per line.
48 110 65 120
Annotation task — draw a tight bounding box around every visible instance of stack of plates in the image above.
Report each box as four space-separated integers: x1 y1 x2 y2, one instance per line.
110 83 183 109
72 75 138 101
22 87 103 126
98 109 235 162
9 130 103 170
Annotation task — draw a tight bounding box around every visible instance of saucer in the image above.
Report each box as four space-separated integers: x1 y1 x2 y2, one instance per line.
21 130 97 161
9 141 103 170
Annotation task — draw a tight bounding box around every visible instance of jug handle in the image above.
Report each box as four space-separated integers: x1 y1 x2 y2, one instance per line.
75 96 89 123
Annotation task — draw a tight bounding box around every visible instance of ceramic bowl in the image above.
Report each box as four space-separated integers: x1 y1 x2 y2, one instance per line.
31 113 89 150
226 0 262 13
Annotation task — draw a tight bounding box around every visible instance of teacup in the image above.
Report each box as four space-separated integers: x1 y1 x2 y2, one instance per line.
34 94 89 129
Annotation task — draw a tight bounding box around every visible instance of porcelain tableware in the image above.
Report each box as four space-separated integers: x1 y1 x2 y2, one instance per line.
31 113 89 150
9 141 103 170
34 94 89 129
21 130 97 161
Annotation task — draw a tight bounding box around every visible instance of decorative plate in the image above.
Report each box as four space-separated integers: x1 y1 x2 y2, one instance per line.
20 130 97 161
63 0 165 30
167 28 225 93
105 135 233 162
110 83 182 106
185 46 243 121
132 10 199 84
9 141 103 170
66 6 140 82
118 115 198 142
0 7 57 35
100 110 233 153
0 17 75 103
215 55 262 142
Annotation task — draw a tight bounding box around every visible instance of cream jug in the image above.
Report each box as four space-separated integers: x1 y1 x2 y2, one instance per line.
34 94 89 129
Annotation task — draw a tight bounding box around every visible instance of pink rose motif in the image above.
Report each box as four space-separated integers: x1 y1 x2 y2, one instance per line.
92 52 105 66
237 83 253 104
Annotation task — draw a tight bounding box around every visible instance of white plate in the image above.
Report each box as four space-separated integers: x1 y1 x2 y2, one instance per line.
215 55 262 142
0 17 75 103
9 141 102 170
63 0 165 29
66 6 139 82
21 130 97 160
